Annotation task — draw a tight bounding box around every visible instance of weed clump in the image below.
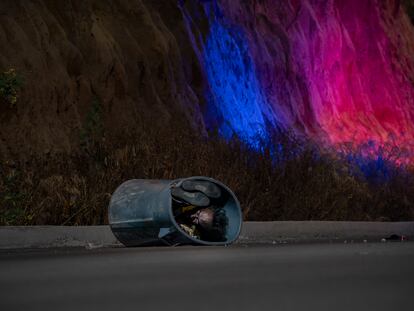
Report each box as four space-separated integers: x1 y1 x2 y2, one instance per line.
0 68 24 107
80 97 105 152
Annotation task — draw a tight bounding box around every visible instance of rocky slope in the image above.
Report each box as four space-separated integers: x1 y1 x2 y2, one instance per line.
187 0 414 161
0 0 206 158
1 0 414 163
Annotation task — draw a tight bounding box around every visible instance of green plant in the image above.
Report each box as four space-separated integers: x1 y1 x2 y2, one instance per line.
0 170 26 225
79 97 105 153
0 68 24 106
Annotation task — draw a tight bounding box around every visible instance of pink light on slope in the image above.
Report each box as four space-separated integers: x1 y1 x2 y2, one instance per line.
287 0 414 163
218 0 414 164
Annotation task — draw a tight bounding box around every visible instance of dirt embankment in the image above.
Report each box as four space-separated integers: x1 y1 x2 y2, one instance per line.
0 0 206 159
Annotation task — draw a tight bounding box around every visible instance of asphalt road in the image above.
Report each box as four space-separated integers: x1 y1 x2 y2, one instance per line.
1 242 413 311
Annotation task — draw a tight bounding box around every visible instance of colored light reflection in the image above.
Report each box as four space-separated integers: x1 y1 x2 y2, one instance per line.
203 19 273 147
198 0 414 167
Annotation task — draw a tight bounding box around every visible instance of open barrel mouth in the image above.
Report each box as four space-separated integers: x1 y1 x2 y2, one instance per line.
109 177 242 247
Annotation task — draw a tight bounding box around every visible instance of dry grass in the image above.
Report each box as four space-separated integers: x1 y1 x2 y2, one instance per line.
1 118 414 225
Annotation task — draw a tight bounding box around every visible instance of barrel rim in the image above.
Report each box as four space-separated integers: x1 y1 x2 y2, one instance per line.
168 176 243 245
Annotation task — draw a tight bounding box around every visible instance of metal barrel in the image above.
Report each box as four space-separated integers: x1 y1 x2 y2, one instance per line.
108 176 242 246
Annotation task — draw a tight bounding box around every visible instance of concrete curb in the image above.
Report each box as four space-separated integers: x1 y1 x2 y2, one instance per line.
237 221 414 244
0 221 413 249
0 226 121 250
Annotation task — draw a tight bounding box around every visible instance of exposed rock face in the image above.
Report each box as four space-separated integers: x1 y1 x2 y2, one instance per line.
0 0 206 157
1 0 414 162
195 0 414 161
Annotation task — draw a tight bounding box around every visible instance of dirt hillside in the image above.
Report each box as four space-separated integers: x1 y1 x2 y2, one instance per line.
0 0 206 159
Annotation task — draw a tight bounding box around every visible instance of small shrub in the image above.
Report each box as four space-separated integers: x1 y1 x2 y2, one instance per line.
79 97 105 157
0 169 27 225
0 68 24 106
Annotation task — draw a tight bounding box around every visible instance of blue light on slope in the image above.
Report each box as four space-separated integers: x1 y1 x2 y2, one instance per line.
203 19 272 147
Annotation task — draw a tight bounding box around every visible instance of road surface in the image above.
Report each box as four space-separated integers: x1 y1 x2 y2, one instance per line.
1 242 413 310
